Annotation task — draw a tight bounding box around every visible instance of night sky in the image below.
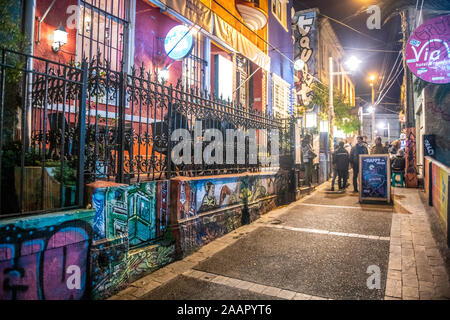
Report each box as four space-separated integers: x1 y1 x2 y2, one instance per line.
293 0 403 113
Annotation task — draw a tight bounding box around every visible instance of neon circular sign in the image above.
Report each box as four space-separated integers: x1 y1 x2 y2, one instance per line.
405 15 450 84
164 25 194 60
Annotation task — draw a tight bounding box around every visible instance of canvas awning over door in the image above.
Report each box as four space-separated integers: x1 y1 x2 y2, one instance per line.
212 14 270 72
150 0 213 33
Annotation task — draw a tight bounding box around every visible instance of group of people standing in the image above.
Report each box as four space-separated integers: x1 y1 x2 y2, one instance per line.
330 135 406 192
301 134 407 191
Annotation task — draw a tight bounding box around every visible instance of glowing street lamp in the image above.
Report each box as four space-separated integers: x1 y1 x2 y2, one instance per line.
294 58 305 71
345 56 362 72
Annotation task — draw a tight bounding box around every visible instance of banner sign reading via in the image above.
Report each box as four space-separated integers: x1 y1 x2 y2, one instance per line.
405 15 450 84
359 155 391 203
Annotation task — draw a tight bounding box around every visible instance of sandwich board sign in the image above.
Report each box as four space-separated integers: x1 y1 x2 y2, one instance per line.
359 155 391 203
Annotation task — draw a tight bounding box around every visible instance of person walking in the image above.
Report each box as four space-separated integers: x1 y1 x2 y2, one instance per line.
302 134 316 187
371 136 389 154
350 136 369 192
330 142 339 191
333 141 350 191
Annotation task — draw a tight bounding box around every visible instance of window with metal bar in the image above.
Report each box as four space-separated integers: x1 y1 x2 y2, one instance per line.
182 32 207 92
77 0 129 71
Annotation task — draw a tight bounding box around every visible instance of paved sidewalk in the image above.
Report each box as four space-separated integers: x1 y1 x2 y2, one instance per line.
109 184 450 300
385 188 450 300
109 197 313 300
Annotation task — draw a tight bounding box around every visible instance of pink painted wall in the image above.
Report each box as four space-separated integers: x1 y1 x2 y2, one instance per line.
134 0 182 86
33 0 78 66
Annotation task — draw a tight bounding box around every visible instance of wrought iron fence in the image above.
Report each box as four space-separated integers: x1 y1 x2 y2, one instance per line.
0 49 286 218
0 48 87 217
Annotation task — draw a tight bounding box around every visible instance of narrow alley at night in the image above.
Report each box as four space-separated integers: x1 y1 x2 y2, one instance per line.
0 0 449 313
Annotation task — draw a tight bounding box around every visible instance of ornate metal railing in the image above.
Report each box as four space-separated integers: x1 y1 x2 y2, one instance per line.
83 54 283 184
0 49 87 217
1 49 286 217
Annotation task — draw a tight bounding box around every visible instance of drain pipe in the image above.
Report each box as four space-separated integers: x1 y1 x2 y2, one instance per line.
23 0 36 148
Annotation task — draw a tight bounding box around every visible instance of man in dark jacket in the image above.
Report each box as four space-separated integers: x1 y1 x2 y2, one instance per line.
350 136 369 192
333 141 350 190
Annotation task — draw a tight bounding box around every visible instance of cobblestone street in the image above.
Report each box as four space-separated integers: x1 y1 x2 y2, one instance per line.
110 182 450 300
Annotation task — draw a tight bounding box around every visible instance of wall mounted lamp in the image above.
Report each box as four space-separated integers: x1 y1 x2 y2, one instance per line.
52 24 68 53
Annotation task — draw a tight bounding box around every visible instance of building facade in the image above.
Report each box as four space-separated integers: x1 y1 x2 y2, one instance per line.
361 113 402 145
292 7 356 183
267 0 294 118
24 0 296 117
0 0 298 300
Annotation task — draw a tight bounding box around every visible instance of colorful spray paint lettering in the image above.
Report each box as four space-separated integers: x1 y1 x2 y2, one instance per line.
0 220 93 300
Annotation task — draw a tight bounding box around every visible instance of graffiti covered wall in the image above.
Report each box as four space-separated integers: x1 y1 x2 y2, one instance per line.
0 179 174 300
0 171 291 299
90 180 174 299
171 172 285 257
292 9 318 107
0 210 95 300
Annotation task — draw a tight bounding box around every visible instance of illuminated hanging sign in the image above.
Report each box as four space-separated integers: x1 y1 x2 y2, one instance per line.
164 25 194 60
405 15 450 84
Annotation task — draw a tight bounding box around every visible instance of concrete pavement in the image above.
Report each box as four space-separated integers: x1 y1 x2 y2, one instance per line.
109 181 450 300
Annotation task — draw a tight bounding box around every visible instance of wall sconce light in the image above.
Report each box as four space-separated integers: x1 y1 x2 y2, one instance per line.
84 15 91 33
52 24 68 53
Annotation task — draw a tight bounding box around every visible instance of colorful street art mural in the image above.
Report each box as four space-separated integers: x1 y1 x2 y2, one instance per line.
0 180 173 300
172 173 284 256
425 156 449 248
90 180 173 298
93 181 169 248
405 128 419 187
431 162 449 229
0 171 290 299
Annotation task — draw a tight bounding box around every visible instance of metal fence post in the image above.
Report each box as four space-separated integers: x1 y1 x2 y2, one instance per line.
76 61 88 207
116 71 127 183
166 84 173 180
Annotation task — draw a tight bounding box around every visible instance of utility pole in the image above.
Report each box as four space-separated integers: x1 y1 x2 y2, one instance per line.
402 8 418 188
370 77 376 144
329 57 334 147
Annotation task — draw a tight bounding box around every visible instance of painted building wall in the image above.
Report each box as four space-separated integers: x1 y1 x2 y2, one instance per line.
0 180 174 300
134 0 183 85
423 86 450 167
292 8 319 109
268 0 294 115
362 113 402 144
170 171 289 257
424 156 449 248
